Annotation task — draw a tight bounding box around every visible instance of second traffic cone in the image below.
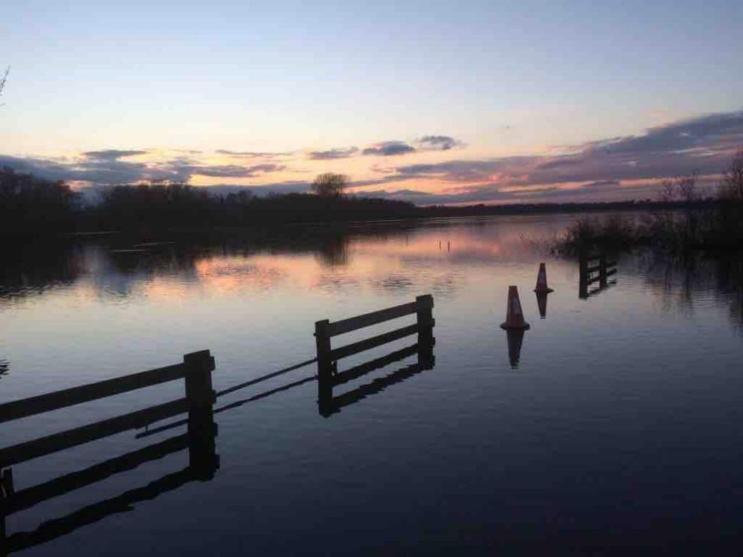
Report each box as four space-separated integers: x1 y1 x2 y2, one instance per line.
500 286 530 330
533 262 554 293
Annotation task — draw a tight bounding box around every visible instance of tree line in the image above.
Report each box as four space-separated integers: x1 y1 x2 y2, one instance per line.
3 151 743 250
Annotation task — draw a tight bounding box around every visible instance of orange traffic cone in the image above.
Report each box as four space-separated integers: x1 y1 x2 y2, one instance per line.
500 286 530 330
534 262 554 293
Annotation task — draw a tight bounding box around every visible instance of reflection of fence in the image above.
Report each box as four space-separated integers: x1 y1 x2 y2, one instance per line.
0 351 218 556
315 295 436 416
579 253 617 299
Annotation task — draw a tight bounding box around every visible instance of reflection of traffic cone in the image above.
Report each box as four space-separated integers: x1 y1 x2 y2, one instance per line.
536 291 548 319
500 286 530 330
534 262 554 293
506 330 525 369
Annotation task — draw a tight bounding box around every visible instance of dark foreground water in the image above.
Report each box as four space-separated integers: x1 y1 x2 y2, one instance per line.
1 214 743 555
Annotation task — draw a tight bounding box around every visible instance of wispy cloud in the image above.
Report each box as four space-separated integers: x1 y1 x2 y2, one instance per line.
307 147 359 160
417 135 464 151
362 141 416 156
216 149 292 159
82 149 149 161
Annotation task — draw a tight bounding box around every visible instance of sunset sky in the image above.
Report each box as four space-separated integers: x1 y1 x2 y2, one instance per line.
1 0 742 204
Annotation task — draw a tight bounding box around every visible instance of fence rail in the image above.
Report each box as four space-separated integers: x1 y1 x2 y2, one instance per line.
1 350 219 556
579 253 618 298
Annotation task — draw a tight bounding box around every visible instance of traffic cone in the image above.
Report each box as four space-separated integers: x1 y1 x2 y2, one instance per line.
500 286 530 330
534 262 554 293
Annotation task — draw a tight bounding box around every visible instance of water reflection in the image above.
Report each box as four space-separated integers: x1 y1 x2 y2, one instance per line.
0 218 550 306
640 251 743 330
505 330 526 369
0 400 218 555
0 361 8 380
535 291 549 319
318 339 436 417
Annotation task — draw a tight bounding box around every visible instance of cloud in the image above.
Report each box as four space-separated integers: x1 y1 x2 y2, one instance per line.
362 141 416 156
417 135 464 151
0 155 284 185
379 110 743 191
216 149 292 159
82 149 149 160
185 163 285 178
307 147 359 160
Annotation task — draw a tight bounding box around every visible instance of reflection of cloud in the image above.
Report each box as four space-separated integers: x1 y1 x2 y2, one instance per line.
362 141 416 157
372 274 414 293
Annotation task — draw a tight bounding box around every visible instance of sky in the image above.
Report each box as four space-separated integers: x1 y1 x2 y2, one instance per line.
1 0 742 204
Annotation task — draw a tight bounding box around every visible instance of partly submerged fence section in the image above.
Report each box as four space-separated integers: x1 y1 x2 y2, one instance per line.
0 351 219 555
0 296 440 553
314 295 436 416
579 253 617 299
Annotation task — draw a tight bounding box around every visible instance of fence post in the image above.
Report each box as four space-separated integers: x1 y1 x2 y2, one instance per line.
579 253 588 299
0 468 11 557
183 351 217 479
416 295 435 367
599 254 608 288
315 320 334 413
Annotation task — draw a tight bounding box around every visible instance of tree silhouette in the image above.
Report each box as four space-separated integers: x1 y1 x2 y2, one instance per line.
311 173 347 197
0 67 9 104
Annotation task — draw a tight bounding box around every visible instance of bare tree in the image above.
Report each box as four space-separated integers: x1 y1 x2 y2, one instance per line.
658 172 698 203
721 149 743 201
0 67 9 103
311 173 348 197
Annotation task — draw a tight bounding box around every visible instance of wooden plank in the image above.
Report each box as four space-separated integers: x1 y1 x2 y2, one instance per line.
0 398 189 467
331 343 420 386
4 434 190 515
606 261 618 268
586 275 602 285
329 323 424 361
0 363 189 425
606 268 618 277
585 264 601 274
326 300 418 337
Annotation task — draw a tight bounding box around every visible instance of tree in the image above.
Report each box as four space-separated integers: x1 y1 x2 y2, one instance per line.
0 67 8 103
721 149 743 201
311 173 347 197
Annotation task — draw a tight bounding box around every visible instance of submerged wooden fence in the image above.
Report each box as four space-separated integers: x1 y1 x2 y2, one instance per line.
0 351 219 556
0 296 440 553
579 253 617 299
315 295 436 416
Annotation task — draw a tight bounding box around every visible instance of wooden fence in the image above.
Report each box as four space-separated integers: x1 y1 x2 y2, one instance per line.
0 350 218 556
315 295 436 416
579 253 617 299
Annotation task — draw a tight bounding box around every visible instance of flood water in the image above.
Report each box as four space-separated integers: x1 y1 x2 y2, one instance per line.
2 214 743 555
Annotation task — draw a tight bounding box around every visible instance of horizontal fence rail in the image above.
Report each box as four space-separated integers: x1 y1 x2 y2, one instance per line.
579 253 618 299
0 352 214 425
1 350 219 555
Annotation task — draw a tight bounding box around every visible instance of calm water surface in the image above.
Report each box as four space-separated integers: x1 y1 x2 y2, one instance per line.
1 214 743 555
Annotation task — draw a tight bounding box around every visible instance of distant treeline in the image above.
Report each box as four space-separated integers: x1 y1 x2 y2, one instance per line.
2 154 742 249
556 151 743 253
